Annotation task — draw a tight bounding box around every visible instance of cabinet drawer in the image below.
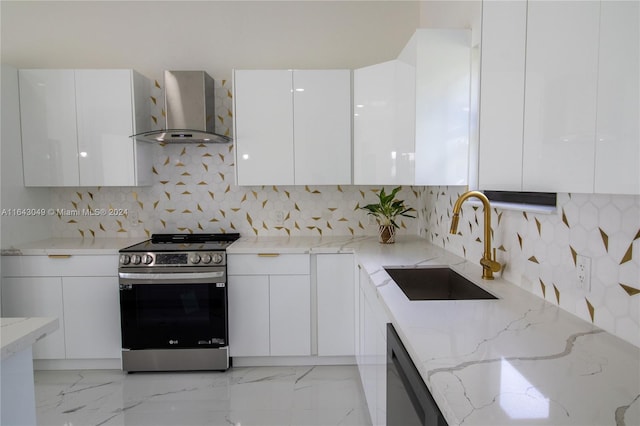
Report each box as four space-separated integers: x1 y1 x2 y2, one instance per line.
227 253 310 276
2 255 118 277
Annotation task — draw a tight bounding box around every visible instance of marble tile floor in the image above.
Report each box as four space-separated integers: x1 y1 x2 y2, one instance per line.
34 365 372 426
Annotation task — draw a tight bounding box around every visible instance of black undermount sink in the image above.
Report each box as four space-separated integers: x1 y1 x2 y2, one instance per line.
384 267 498 301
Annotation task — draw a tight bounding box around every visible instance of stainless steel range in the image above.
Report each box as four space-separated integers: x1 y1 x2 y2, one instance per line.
118 233 239 372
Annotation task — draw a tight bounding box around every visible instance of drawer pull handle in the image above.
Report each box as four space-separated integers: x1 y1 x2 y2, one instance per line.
48 254 72 259
258 253 280 257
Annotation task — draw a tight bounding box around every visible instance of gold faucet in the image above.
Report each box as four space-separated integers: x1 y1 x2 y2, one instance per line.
449 191 502 280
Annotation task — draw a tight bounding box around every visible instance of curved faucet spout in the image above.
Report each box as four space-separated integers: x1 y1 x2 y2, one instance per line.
450 191 501 280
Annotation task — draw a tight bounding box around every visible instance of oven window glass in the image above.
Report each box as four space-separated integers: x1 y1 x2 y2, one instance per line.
120 283 227 349
139 285 210 327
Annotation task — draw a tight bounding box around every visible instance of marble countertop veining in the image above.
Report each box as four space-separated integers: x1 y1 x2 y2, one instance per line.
229 234 640 426
1 317 59 360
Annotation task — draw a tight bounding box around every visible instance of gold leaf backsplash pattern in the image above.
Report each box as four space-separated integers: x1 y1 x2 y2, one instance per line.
51 142 420 238
419 186 640 347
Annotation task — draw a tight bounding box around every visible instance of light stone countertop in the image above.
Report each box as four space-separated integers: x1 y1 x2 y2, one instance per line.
1 237 144 256
229 234 640 426
1 317 59 360
2 235 638 424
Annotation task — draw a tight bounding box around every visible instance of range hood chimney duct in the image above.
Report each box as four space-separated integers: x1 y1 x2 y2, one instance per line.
131 70 231 144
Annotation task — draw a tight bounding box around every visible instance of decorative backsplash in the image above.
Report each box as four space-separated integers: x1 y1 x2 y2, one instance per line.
419 186 640 347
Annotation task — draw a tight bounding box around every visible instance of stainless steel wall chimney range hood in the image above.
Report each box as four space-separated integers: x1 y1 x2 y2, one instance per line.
131 70 231 144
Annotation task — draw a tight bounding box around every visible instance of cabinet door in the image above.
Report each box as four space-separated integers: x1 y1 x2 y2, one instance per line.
594 1 640 195
478 0 527 191
234 70 294 185
1 277 66 359
228 275 270 357
362 286 379 425
413 29 471 186
293 70 352 185
62 276 121 359
18 69 79 187
317 254 355 356
353 60 415 185
75 70 136 186
375 321 387 426
269 274 311 356
522 1 600 192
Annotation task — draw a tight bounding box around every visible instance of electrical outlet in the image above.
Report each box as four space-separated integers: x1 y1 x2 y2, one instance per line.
576 254 591 292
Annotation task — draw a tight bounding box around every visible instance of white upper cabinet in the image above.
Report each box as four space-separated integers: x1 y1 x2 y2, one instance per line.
353 60 416 185
233 70 295 186
19 69 153 187
479 1 638 194
233 69 351 186
75 70 152 187
354 29 471 186
478 0 527 191
594 1 639 194
402 29 472 186
522 0 601 193
293 70 351 185
19 70 80 186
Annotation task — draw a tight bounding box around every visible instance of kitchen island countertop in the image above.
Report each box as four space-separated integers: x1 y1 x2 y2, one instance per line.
229 234 640 426
1 317 59 360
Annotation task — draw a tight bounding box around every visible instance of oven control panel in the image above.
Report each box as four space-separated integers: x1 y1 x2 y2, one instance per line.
119 251 225 267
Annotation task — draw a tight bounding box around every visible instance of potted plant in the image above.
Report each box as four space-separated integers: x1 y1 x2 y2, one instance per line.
361 187 416 244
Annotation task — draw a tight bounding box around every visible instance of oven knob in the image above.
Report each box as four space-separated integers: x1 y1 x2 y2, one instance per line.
201 253 212 264
142 254 153 265
211 253 224 264
120 254 131 265
131 254 142 265
189 254 201 264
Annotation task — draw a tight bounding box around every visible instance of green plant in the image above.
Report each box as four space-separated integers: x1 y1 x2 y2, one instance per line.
361 186 416 228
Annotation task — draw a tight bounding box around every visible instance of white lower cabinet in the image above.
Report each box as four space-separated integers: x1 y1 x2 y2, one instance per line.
356 264 388 426
228 252 357 360
227 275 270 357
1 255 121 362
316 253 355 356
227 254 311 357
270 275 311 356
62 276 121 359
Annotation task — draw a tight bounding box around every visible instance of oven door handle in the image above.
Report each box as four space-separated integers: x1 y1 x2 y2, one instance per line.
118 271 225 284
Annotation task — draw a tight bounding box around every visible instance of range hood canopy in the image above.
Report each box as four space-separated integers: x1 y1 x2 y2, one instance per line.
131 70 232 144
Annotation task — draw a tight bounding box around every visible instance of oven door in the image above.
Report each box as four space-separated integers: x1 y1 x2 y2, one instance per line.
119 268 227 350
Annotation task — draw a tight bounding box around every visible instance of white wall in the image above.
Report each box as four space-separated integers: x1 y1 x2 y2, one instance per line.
1 1 420 81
